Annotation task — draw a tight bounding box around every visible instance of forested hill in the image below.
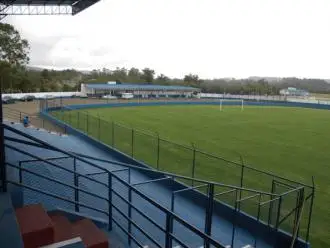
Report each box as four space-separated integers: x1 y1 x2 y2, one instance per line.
3 65 330 95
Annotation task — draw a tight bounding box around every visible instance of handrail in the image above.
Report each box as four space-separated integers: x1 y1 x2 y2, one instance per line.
6 180 108 215
71 153 278 196
6 162 109 202
5 144 108 188
5 136 67 152
4 128 279 196
3 123 109 174
108 169 224 247
111 203 163 248
19 156 72 164
111 188 166 232
5 136 54 150
3 125 225 247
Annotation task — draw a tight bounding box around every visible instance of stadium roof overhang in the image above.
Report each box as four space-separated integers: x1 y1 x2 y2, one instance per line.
85 83 201 92
0 0 100 19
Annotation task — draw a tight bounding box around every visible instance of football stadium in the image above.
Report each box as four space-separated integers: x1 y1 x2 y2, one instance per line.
0 1 327 248
81 82 200 98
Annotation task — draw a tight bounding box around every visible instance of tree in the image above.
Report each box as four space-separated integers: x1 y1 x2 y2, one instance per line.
184 74 202 86
112 67 127 82
141 68 155 83
41 69 50 80
155 74 170 85
128 67 140 78
0 23 30 66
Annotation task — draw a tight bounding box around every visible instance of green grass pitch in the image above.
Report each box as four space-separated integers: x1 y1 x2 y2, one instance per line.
54 105 330 247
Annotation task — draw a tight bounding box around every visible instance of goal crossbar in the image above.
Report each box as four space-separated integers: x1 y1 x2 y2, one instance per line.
219 99 244 111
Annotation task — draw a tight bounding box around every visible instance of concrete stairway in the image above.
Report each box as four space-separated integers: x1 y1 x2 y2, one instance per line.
15 203 109 248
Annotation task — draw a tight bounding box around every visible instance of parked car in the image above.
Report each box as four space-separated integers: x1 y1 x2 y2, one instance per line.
2 96 15 104
20 95 35 102
120 93 134 99
102 95 117 99
25 95 35 101
46 95 55 100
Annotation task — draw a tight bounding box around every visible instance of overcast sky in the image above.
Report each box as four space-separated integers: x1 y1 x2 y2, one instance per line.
5 0 330 79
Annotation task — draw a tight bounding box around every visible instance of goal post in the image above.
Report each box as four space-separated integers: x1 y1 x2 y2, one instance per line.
219 99 244 111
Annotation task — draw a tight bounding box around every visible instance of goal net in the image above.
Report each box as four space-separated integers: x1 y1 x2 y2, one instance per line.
219 99 244 111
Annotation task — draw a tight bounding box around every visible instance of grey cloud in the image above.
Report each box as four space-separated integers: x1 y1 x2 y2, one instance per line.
89 46 112 57
28 38 59 66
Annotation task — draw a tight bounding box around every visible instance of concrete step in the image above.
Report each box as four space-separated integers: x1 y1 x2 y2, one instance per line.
49 214 75 243
72 218 108 248
40 237 85 248
15 202 109 248
15 203 54 248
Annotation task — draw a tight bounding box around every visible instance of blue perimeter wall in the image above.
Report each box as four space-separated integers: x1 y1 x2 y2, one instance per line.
45 99 330 111
40 100 317 248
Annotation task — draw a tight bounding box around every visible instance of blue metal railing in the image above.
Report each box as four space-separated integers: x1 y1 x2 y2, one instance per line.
3 123 227 248
2 110 314 248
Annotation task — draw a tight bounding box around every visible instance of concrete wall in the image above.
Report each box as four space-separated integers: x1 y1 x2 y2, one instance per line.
47 99 330 111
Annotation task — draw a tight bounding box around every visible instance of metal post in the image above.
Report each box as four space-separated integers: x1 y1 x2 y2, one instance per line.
293 189 300 235
77 112 80 129
268 179 276 226
86 113 89 134
191 143 196 186
306 177 315 243
128 186 132 246
273 196 283 248
73 158 79 212
204 183 214 248
64 123 67 135
19 161 22 183
19 111 22 122
97 115 100 140
0 75 6 192
61 104 64 121
294 188 304 241
112 121 115 147
254 194 262 248
239 155 244 210
275 196 283 230
108 173 112 231
156 133 160 170
131 128 134 157
165 212 173 248
231 189 238 248
69 110 71 125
